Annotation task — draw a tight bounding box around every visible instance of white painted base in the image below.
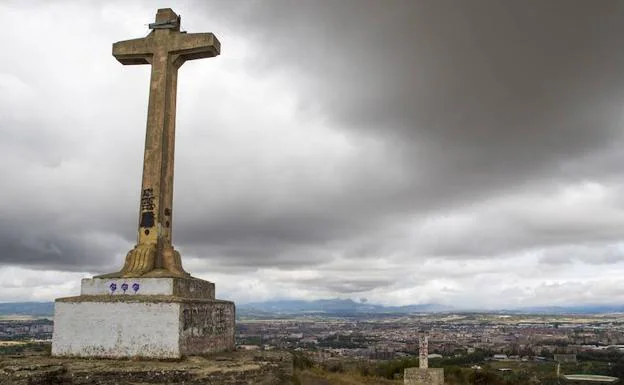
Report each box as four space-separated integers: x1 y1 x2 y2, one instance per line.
52 300 179 358
81 277 215 299
52 297 235 358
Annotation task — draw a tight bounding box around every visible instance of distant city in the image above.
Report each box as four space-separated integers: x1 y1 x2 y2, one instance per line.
2 299 624 360
3 299 624 383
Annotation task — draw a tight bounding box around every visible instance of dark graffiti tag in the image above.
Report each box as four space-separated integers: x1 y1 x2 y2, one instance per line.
141 188 155 211
140 188 155 228
106 282 140 295
140 211 155 228
215 307 227 334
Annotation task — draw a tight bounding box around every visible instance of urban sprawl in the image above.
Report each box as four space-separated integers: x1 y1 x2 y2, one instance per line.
4 313 624 362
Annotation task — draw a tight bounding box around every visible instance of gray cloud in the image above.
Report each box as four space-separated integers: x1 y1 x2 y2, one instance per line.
219 0 624 202
539 244 624 266
1 0 624 306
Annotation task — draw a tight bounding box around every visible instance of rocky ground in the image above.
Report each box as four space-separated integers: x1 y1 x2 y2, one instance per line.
0 350 294 384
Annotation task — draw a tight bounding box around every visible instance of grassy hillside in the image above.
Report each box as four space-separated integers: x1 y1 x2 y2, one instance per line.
297 368 400 384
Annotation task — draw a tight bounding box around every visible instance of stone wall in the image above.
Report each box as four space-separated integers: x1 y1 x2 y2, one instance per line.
179 300 236 354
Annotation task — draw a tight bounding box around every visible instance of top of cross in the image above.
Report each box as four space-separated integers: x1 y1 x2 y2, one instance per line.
111 8 220 67
148 8 181 31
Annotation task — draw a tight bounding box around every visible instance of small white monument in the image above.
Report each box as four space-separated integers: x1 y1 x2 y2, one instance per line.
404 330 444 385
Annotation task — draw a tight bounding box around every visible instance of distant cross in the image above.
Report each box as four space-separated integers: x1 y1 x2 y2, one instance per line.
419 330 428 369
99 8 220 278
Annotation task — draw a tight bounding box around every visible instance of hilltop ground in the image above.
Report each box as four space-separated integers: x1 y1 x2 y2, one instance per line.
0 348 294 385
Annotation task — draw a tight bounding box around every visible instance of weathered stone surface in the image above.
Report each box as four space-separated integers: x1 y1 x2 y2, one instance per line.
404 367 444 385
80 277 215 299
0 350 294 385
180 301 235 355
52 295 234 358
97 7 221 279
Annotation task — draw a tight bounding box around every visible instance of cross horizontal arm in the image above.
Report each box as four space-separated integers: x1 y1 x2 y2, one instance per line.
170 33 220 63
113 36 154 65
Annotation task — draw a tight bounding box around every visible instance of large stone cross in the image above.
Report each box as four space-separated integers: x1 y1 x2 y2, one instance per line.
99 8 220 278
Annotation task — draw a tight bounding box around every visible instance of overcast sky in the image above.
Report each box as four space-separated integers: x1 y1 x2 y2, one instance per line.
1 0 624 309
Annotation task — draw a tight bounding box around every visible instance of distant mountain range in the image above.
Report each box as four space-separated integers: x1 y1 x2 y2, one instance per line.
237 299 453 317
236 299 624 317
0 302 54 317
1 300 623 318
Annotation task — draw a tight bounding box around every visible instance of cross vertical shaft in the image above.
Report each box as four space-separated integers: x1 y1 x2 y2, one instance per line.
97 8 220 278
137 33 178 269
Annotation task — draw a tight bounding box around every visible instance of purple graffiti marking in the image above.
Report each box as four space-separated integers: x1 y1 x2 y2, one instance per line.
109 283 117 294
132 283 140 293
121 283 129 293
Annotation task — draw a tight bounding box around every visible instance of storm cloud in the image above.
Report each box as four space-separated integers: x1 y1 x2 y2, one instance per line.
1 0 624 308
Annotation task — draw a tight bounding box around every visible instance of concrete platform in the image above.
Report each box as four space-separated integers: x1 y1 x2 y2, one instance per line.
51 277 234 359
80 277 215 299
0 350 294 385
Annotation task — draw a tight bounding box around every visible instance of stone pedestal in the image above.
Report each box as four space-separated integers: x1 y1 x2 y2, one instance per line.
404 368 444 385
51 277 235 359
